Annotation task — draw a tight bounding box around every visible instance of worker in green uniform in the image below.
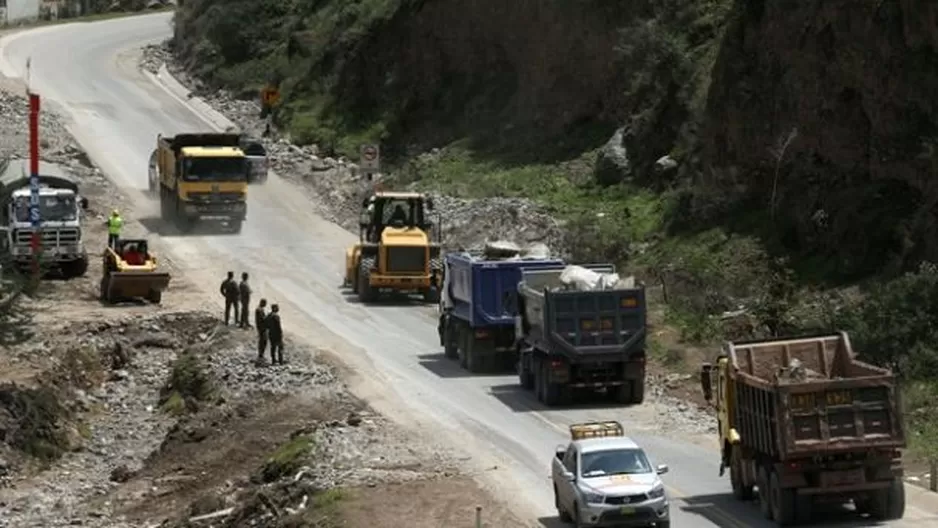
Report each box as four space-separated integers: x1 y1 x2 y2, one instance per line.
106 209 123 249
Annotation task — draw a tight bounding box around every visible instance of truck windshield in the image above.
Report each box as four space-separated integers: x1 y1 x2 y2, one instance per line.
183 157 247 182
580 448 652 478
13 195 78 222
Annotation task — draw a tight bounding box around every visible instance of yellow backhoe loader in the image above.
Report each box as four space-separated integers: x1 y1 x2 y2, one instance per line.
99 239 171 304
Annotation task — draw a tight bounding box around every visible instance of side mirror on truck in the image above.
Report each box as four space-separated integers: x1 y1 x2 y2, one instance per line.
79 197 88 209
700 363 713 402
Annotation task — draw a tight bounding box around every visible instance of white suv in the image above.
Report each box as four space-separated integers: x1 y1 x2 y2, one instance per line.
551 421 670 527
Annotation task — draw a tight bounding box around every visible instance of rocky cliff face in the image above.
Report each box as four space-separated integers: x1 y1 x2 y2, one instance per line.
700 0 938 276
173 0 938 277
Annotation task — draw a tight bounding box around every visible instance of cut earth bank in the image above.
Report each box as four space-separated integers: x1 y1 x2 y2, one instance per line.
0 58 525 528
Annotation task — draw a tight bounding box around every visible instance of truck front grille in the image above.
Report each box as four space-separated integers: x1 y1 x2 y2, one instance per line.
15 228 80 245
385 247 426 273
187 192 244 202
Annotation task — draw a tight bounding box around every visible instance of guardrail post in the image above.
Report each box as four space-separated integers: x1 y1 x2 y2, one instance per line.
475 506 481 528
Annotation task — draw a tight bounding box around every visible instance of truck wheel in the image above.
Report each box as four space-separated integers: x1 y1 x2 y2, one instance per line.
518 356 534 390
464 333 480 373
229 219 243 234
541 361 560 406
630 379 645 404
357 257 377 303
146 289 162 304
99 276 108 302
443 318 458 359
730 451 754 500
869 478 905 520
423 287 440 303
757 467 772 519
554 485 572 522
614 382 632 405
769 471 795 525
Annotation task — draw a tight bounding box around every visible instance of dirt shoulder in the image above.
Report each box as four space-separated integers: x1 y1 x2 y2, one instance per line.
0 67 527 527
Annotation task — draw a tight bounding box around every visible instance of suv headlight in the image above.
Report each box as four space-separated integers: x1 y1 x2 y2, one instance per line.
582 489 605 505
647 484 666 499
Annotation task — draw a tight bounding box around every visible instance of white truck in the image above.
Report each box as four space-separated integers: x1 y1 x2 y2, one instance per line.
0 158 89 278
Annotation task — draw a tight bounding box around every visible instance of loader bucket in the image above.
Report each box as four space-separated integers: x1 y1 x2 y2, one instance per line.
102 270 171 304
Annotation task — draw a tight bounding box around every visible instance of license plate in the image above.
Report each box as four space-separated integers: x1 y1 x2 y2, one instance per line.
620 507 635 515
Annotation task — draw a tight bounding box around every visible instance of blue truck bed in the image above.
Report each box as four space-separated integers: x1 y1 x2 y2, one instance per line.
439 253 565 373
445 253 565 328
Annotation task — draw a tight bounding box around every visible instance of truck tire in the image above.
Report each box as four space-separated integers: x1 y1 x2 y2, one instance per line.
730 450 754 500
463 332 481 373
422 287 440 303
630 379 645 404
357 257 377 303
443 318 458 359
757 467 772 519
554 485 572 522
769 471 795 525
146 289 162 304
540 361 561 406
869 478 905 520
518 353 534 390
614 382 632 405
229 219 243 234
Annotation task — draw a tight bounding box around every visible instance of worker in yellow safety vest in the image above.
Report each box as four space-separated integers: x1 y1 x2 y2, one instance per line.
106 209 123 249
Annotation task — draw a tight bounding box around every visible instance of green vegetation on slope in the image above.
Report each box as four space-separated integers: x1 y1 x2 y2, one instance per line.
173 0 938 462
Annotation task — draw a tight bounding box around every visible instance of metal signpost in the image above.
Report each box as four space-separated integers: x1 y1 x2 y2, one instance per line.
360 143 380 174
27 57 42 282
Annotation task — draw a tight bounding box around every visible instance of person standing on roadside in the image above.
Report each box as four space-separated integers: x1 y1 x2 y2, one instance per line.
220 271 239 325
254 298 268 362
239 272 252 328
266 304 284 365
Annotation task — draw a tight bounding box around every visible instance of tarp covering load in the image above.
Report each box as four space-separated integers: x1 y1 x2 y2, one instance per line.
558 265 635 291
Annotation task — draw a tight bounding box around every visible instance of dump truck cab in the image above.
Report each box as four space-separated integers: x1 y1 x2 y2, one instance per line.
151 133 249 232
343 191 442 303
100 238 171 304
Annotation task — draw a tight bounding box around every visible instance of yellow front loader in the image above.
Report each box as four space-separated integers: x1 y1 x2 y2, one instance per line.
99 239 171 304
343 192 442 303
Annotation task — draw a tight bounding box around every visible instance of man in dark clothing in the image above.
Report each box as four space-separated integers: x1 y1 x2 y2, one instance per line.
239 272 252 329
255 298 268 361
220 271 239 325
266 303 284 365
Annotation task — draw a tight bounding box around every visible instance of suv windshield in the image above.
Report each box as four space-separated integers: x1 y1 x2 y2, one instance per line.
183 157 247 182
13 194 77 222
580 448 652 478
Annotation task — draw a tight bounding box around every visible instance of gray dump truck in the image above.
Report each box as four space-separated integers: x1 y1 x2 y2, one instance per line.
516 265 647 406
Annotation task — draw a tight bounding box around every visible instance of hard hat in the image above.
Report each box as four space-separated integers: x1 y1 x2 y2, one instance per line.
111 209 119 215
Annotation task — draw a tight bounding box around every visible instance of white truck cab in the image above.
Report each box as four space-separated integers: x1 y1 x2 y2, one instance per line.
552 421 670 527
0 159 89 278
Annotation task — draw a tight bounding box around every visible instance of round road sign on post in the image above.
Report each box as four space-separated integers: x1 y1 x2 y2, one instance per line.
360 144 380 173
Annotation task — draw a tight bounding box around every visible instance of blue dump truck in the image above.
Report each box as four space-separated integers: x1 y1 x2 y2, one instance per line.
438 252 565 373
516 265 647 406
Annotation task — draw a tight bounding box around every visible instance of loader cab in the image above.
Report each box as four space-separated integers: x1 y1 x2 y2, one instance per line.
359 193 435 243
115 239 150 266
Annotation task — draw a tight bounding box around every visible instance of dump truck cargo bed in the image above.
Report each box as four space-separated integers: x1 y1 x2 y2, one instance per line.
518 265 646 361
727 333 905 461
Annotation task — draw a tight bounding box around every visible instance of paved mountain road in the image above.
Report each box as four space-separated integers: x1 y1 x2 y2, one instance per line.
2 13 936 528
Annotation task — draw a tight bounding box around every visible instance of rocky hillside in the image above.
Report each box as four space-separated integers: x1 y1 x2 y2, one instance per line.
172 0 938 279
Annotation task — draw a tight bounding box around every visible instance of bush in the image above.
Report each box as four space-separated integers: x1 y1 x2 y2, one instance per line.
159 348 217 415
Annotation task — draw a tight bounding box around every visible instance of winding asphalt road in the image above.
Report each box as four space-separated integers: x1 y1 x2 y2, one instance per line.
2 12 937 527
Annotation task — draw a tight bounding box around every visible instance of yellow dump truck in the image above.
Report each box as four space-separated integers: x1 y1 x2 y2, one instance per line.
700 332 906 525
149 133 249 233
343 192 442 303
99 239 171 304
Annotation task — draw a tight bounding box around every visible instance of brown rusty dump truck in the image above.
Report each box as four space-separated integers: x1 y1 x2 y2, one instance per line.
700 332 906 526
